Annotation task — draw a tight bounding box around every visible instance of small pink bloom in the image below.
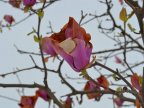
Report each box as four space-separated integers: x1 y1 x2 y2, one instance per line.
19 96 38 108
41 17 92 72
84 81 101 99
23 0 36 7
115 56 122 64
63 96 72 108
36 89 50 101
114 97 124 107
3 15 15 25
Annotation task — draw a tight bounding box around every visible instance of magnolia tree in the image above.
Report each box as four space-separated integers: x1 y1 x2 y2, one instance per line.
0 0 144 108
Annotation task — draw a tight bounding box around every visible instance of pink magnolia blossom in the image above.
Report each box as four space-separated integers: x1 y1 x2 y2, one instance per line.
36 89 50 101
3 15 15 25
114 97 124 107
23 0 36 7
41 17 92 72
84 81 101 99
19 96 38 108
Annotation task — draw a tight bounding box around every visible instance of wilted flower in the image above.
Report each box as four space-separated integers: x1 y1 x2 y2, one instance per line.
3 15 15 25
84 81 101 99
9 0 21 8
97 75 109 89
19 96 38 108
41 17 92 72
23 0 36 7
131 73 141 91
36 89 51 101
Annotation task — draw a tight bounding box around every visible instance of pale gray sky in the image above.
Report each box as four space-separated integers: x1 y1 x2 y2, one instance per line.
0 0 140 108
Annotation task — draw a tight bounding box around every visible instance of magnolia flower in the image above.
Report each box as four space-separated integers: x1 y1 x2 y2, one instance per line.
19 96 38 108
36 89 50 101
23 0 36 7
3 15 15 25
41 17 92 72
84 81 101 99
9 0 21 8
114 97 124 107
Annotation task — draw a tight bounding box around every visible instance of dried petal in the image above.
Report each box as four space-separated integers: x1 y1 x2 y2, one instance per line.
19 96 38 108
84 81 101 99
131 73 141 91
36 89 50 101
97 75 109 89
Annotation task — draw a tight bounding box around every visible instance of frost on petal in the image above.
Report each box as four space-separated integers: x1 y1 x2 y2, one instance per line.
19 96 38 108
131 73 141 91
36 89 50 101
97 75 109 89
114 97 124 107
84 81 101 99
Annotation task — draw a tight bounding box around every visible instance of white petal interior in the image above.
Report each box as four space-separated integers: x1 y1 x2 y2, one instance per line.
59 38 76 53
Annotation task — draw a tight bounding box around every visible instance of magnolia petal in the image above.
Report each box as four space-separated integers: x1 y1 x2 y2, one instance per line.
114 97 124 107
63 96 72 108
23 0 36 7
59 38 76 53
97 75 109 89
84 81 101 99
41 37 57 56
70 39 92 71
36 89 50 101
19 96 38 108
131 73 141 91
65 17 91 42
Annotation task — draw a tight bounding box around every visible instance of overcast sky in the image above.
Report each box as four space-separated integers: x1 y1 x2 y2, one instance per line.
0 0 139 108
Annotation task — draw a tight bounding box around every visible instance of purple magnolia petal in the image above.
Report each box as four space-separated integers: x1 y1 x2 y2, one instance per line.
70 39 92 71
23 0 36 7
114 97 124 107
36 89 50 101
41 37 57 56
56 39 92 72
